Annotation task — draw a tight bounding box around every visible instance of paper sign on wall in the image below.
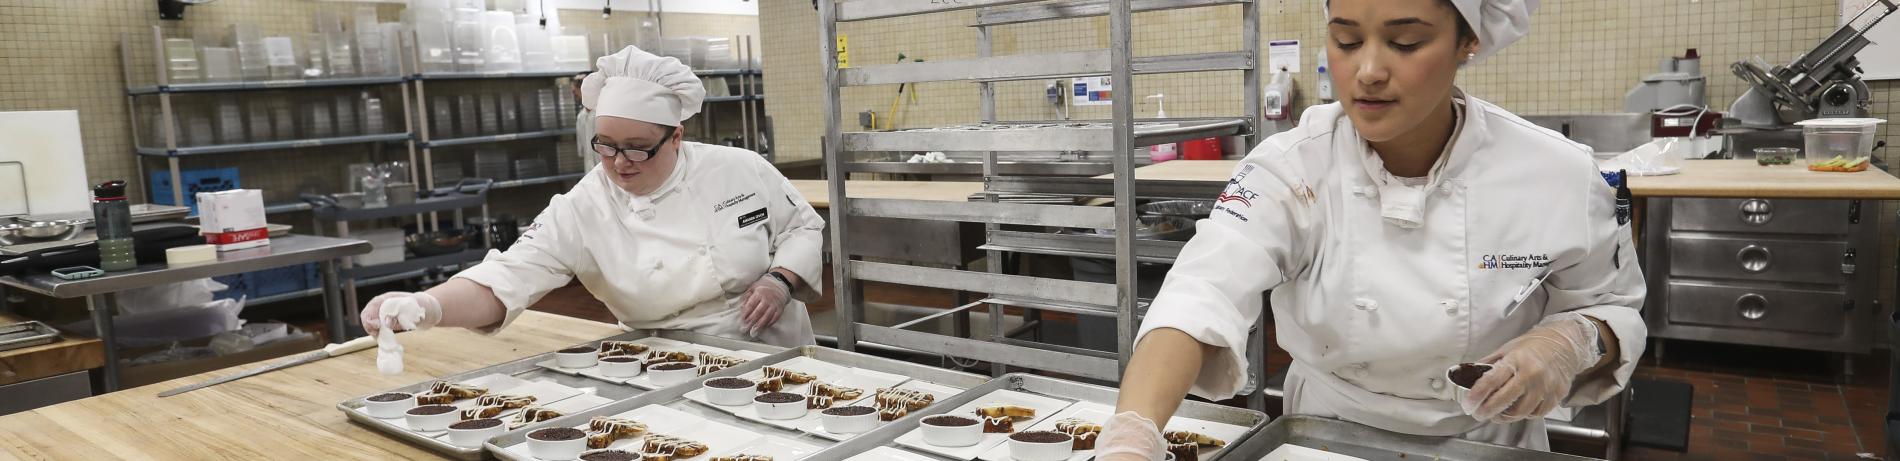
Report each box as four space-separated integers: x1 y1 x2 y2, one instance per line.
1269 40 1301 73
837 35 850 68
1073 76 1113 106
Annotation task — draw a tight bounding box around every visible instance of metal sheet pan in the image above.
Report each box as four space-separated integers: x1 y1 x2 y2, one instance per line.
337 330 785 460
0 320 60 353
809 373 1270 461
486 345 992 461
1225 415 1600 461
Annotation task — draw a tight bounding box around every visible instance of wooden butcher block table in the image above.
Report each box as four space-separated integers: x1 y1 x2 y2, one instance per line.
0 311 619 460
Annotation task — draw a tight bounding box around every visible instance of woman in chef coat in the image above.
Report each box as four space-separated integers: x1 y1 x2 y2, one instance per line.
1097 0 1645 456
359 46 826 346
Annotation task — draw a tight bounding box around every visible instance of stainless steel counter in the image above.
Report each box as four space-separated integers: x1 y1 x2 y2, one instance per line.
0 234 371 391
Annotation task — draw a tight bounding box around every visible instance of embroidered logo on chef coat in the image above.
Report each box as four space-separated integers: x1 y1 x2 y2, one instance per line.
1478 253 1551 270
714 193 758 213
738 208 768 228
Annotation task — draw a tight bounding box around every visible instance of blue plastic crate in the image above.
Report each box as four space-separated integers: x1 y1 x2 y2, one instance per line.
304 262 321 291
150 167 240 215
248 264 309 297
212 273 248 301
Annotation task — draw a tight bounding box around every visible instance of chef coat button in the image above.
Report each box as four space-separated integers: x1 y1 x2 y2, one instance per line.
1353 368 1370 378
1353 298 1378 311
1441 299 1459 315
1429 377 1445 391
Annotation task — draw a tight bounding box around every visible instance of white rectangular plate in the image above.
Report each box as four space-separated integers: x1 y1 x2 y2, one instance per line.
971 400 1250 461
895 389 1074 460
356 373 533 423
498 404 765 460
1256 444 1371 461
413 379 588 436
804 379 967 441
846 446 944 461
682 356 911 431
707 434 825 459
533 336 725 378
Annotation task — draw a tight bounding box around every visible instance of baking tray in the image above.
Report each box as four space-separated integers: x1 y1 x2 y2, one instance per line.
811 373 1270 461
1225 414 1600 461
0 320 60 353
486 345 992 461
338 329 785 460
14 204 191 227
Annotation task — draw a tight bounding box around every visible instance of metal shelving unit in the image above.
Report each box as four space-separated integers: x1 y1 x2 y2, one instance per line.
120 26 414 208
403 41 585 200
306 179 494 315
821 0 1265 407
692 37 770 158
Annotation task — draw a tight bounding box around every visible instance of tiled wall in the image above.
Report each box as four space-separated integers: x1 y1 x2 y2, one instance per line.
0 1 759 215
760 0 1900 335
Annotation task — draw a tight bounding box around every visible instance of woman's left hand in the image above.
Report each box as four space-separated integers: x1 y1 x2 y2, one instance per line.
1465 312 1603 423
739 273 792 336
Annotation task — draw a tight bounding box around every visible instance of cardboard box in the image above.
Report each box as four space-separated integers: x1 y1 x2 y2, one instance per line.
196 189 269 251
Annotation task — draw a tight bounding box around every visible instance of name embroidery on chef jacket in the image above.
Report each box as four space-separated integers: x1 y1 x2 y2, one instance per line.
714 193 758 213
1476 253 1551 270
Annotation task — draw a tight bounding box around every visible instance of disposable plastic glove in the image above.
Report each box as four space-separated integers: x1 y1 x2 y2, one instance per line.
360 292 443 336
361 292 441 375
1465 312 1603 423
738 273 791 337
1096 411 1167 461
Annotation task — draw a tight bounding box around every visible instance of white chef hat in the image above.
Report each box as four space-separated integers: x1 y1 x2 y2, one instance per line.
581 45 705 126
1324 0 1540 64
1448 0 1540 63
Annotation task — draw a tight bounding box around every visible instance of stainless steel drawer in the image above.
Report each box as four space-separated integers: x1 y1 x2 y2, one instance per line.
1665 282 1849 336
1666 235 1852 285
1669 198 1856 235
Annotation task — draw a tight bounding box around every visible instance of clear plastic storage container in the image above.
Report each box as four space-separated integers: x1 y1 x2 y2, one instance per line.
1798 118 1885 172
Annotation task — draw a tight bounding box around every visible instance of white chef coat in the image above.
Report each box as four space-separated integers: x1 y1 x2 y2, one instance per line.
1136 93 1646 448
456 142 826 346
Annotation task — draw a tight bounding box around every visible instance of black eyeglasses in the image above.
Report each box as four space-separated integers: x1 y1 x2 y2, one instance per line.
591 128 676 162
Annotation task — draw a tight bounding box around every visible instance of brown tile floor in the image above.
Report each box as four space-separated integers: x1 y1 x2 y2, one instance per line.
526 281 1891 461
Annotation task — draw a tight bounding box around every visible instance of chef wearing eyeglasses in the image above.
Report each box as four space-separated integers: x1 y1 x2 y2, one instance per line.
359 45 825 347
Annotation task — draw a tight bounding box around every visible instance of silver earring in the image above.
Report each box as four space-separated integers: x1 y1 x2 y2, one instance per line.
1467 52 1476 60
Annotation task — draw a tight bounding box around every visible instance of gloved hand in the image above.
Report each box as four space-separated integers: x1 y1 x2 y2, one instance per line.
1465 312 1603 423
1095 411 1167 461
738 273 791 337
360 292 444 336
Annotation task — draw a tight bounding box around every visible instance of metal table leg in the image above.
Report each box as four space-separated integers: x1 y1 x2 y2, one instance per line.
321 259 346 343
86 293 120 392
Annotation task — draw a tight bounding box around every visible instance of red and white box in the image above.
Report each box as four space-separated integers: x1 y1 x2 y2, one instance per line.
197 189 270 251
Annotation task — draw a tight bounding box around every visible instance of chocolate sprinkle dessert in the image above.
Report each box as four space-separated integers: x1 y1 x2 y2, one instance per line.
651 362 696 371
705 377 756 389
924 415 978 427
450 419 503 430
601 356 640 363
560 346 595 354
1449 363 1491 389
529 427 588 441
1010 431 1072 444
755 392 804 404
406 405 458 415
579 450 639 461
823 406 876 416
367 393 411 402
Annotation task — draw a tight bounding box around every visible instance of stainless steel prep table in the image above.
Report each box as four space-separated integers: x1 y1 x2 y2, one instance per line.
0 234 370 391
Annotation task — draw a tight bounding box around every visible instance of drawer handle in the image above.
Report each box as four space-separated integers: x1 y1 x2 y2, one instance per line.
1736 293 1769 320
1737 245 1772 273
1739 199 1773 225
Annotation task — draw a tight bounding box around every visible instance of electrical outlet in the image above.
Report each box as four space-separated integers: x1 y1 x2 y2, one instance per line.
859 110 877 129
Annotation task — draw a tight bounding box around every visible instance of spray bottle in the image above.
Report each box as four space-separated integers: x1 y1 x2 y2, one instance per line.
1146 93 1178 163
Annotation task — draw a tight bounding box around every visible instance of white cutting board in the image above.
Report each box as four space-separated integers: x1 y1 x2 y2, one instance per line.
0 111 90 218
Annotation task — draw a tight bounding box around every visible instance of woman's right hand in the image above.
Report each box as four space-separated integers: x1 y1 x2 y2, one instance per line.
1095 411 1168 461
360 292 443 336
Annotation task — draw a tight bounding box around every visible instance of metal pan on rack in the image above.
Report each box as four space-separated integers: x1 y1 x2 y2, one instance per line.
486 345 991 461
811 373 1269 461
337 330 784 460
1225 415 1595 461
0 320 61 353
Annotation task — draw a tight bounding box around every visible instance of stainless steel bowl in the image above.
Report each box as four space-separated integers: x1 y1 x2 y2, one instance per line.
0 219 88 245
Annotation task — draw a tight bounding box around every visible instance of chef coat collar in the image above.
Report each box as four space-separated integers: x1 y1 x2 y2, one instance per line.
1352 89 1484 229
599 142 693 217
